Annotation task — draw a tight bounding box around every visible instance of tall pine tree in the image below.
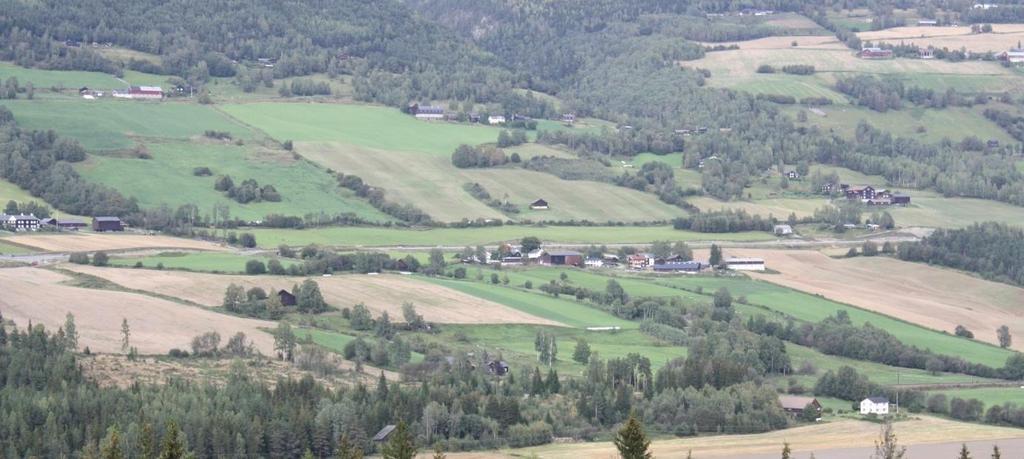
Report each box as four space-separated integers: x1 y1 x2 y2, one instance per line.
614 413 652 459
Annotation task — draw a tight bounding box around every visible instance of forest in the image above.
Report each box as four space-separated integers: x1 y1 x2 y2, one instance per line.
896 222 1024 287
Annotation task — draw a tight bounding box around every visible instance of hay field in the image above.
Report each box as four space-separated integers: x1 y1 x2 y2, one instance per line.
449 415 1024 459
858 24 1024 52
690 35 1020 94
60 265 560 326
298 142 682 222
3 233 227 253
730 249 1024 349
0 267 275 354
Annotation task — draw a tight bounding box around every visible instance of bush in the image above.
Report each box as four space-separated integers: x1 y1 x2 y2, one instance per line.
69 252 90 264
193 167 213 176
756 64 776 73
91 251 109 266
245 259 267 275
239 232 257 248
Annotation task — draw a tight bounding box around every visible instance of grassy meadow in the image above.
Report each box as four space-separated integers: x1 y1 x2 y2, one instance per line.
109 251 301 273
788 105 1018 145
0 62 124 90
76 140 391 221
246 225 773 248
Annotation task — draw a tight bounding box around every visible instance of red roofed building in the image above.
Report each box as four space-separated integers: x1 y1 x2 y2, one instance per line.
114 86 163 100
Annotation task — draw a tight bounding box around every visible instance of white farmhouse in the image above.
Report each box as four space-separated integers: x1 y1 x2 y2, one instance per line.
860 397 890 415
725 257 766 271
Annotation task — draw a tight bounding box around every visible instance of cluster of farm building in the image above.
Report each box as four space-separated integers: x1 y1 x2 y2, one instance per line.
0 214 124 232
822 183 912 206
462 244 766 273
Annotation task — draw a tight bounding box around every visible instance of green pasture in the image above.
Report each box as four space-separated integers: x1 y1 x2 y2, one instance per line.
221 102 501 155
0 62 122 89
423 277 635 329
729 76 849 102
0 98 256 150
0 178 40 205
785 344 999 388
0 239 34 255
299 327 425 363
75 140 390 221
246 225 773 248
651 275 1013 367
109 251 301 273
790 105 1017 145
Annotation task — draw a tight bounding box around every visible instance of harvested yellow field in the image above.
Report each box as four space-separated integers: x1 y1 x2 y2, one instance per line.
723 249 1024 349
61 264 561 326
445 415 1024 459
0 267 275 354
858 24 1024 52
3 233 226 253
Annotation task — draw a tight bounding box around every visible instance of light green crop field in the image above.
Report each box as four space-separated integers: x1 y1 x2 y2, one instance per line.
0 98 256 150
0 62 122 89
221 102 501 155
298 142 684 222
651 275 1013 367
75 140 390 221
789 105 1017 145
730 76 850 102
423 277 635 329
786 344 997 388
109 251 301 273
926 387 1024 407
441 324 687 373
246 225 773 248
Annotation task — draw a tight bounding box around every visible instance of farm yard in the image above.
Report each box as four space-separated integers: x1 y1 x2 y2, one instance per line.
858 24 1024 53
60 264 561 326
0 267 276 354
727 248 1024 352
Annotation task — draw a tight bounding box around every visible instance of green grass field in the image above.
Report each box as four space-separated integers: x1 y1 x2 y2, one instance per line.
0 178 41 205
0 239 34 255
0 98 257 150
221 102 501 155
651 275 1014 367
789 105 1017 145
423 277 635 329
109 251 301 273
246 225 773 248
75 140 391 221
298 327 426 363
0 62 123 90
926 387 1024 407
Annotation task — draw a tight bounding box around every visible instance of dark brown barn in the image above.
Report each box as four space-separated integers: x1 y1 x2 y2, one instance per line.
778 395 822 417
542 250 583 267
92 216 124 232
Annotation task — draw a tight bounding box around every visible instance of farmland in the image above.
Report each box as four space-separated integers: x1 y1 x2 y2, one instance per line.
298 142 683 222
734 249 1024 351
2 232 227 252
0 98 256 151
0 267 276 354
0 62 124 90
60 264 559 326
245 225 773 248
76 139 391 221
858 24 1024 53
109 251 301 273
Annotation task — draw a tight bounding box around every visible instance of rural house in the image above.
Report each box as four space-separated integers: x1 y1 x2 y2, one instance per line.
1001 48 1024 64
487 360 510 376
487 115 506 125
773 224 793 236
530 199 549 210
92 216 124 232
785 171 800 180
627 253 653 270
541 250 584 267
860 397 890 415
585 257 604 268
57 219 88 231
561 113 576 123
278 289 297 306
725 257 766 271
113 86 163 100
778 395 822 417
1 214 40 231
859 47 893 59
844 185 876 200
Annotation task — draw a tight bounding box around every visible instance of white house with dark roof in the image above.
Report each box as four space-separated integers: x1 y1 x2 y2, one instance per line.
860 396 890 415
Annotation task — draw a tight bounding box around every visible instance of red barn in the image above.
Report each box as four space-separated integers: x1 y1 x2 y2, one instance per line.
128 86 163 99
859 48 893 59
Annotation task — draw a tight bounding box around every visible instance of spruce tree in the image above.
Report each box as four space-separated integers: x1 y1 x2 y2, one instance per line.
100 427 124 459
781 442 791 459
64 312 78 351
613 413 652 459
120 318 130 353
141 423 156 459
432 442 446 459
546 368 561 394
158 421 186 459
958 444 972 459
709 243 722 266
382 421 417 459
337 434 363 459
992 445 1001 459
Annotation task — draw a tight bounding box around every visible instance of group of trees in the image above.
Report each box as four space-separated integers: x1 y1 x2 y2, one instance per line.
222 279 326 318
462 182 519 214
896 222 1024 287
451 144 510 168
213 175 281 203
3 199 50 218
336 173 431 225
671 209 776 233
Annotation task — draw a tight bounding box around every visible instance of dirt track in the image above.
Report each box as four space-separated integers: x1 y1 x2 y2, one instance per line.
716 249 1024 350
0 267 275 354
62 264 560 326
3 233 226 253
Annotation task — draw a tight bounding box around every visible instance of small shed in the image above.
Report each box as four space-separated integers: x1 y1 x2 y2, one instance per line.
779 395 822 416
530 199 549 210
278 289 297 306
773 224 793 236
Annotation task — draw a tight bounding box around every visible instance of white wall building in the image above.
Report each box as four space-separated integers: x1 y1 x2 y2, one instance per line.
488 115 506 125
860 397 890 415
725 257 766 271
